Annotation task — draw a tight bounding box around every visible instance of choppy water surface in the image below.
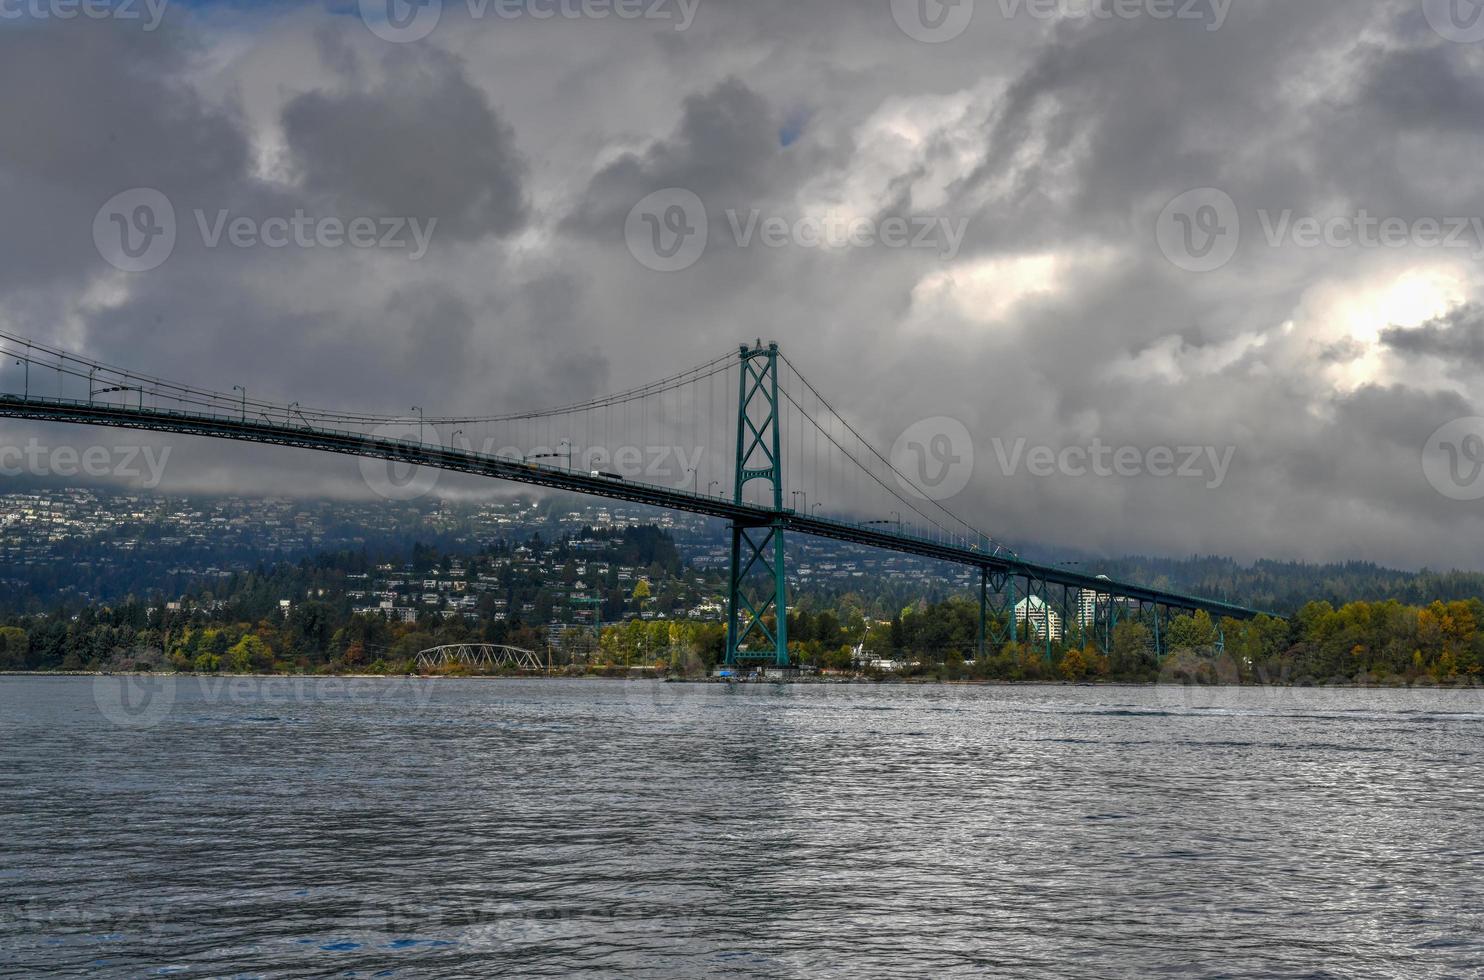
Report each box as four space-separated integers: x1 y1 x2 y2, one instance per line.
2 676 1482 978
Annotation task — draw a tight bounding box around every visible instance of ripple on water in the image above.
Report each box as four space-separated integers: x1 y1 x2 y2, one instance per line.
0 678 1480 978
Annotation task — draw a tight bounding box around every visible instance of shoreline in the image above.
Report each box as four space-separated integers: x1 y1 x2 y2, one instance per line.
6 670 1484 691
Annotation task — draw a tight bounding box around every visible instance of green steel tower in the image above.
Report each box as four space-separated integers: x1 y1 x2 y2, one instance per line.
725 343 789 668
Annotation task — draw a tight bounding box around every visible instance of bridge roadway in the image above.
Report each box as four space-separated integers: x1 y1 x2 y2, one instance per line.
0 393 1266 622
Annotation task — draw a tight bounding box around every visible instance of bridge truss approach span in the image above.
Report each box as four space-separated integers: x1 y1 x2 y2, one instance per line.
414 645 547 672
0 330 1268 667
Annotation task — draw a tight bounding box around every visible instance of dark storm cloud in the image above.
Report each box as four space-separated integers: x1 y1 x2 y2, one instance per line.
0 15 540 409
562 77 785 237
1382 305 1484 366
956 4 1347 242
4 0 1484 570
1332 383 1474 455
0 18 251 290
282 48 528 241
1358 43 1484 132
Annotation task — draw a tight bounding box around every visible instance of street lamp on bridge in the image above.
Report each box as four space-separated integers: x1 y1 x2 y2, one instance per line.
14 351 29 400
528 440 572 469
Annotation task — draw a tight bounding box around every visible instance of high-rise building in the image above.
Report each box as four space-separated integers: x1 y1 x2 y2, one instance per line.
1014 596 1063 642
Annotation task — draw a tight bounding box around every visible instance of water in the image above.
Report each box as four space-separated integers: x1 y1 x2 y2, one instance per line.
2 676 1482 978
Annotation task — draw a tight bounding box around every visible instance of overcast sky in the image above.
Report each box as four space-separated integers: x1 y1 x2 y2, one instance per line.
3 0 1484 571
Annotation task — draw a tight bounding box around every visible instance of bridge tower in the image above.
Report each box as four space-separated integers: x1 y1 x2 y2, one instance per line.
725 342 789 668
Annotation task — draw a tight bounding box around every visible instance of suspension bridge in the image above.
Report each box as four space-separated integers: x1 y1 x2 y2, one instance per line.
0 331 1266 666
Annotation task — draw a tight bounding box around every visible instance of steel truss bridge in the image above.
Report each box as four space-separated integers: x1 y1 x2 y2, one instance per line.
0 331 1267 667
415 644 548 672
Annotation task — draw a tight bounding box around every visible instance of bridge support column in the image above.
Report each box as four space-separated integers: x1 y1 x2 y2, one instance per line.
1153 604 1164 660
978 570 1011 658
725 343 788 669
978 568 987 661
726 520 788 668
1009 575 1018 645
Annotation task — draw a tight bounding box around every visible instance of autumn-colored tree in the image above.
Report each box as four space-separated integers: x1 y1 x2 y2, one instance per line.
1060 645 1110 681
0 626 28 670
